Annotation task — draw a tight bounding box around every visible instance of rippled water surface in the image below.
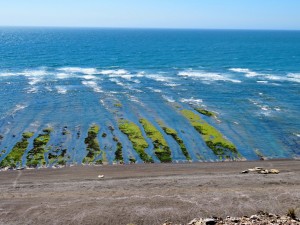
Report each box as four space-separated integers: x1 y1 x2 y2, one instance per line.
0 28 299 165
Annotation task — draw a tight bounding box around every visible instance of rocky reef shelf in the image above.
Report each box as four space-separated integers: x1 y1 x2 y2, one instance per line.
0 104 290 170
0 132 34 168
181 109 242 160
83 125 105 164
158 121 191 161
118 119 153 163
139 118 172 163
26 128 52 167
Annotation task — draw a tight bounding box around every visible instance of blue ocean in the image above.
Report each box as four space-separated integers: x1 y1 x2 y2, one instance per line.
0 28 299 166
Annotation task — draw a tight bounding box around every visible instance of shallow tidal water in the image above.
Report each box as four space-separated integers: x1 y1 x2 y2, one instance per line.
0 28 299 165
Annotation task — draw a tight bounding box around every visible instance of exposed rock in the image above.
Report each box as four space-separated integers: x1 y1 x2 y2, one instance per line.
188 218 200 225
204 218 216 225
250 215 259 220
243 167 280 175
270 169 280 174
176 212 300 225
254 167 263 171
259 169 269 174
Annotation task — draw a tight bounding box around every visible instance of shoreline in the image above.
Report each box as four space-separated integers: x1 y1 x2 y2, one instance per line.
0 157 297 173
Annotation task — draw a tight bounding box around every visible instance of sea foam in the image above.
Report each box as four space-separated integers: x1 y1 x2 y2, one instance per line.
57 67 98 75
229 68 259 77
82 81 103 93
179 70 241 83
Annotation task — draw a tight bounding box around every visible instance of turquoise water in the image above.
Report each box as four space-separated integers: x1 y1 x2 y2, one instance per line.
0 28 299 165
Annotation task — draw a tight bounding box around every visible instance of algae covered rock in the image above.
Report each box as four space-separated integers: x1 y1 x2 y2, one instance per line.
26 129 51 167
181 109 241 160
83 125 106 164
118 119 153 163
158 122 191 160
139 118 172 163
0 132 34 169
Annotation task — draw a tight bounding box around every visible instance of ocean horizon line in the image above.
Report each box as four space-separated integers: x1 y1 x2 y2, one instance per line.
1 25 300 32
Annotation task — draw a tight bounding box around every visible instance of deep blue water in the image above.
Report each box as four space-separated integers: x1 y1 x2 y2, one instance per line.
0 27 299 165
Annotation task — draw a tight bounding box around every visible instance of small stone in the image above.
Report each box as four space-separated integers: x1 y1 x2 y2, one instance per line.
268 213 276 218
280 216 288 220
254 167 263 171
259 169 269 174
188 219 198 225
269 169 280 174
250 215 259 220
231 217 240 223
204 218 216 225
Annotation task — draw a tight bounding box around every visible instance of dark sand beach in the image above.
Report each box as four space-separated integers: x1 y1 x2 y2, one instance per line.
0 160 299 225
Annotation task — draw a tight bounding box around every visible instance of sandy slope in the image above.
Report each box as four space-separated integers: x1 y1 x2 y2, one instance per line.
0 160 299 225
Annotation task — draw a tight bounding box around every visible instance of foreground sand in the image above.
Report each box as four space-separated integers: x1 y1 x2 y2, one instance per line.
0 160 299 225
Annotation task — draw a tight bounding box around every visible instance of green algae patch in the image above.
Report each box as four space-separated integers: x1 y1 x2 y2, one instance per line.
26 129 51 167
139 119 172 163
118 119 153 163
181 109 239 159
158 123 191 160
194 108 216 117
83 125 106 164
0 132 34 168
113 136 124 163
114 102 122 108
48 148 70 166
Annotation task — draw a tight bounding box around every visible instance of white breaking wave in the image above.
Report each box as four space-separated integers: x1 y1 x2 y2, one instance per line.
230 68 300 83
179 70 241 83
57 67 98 75
132 79 141 83
56 86 68 94
82 75 98 80
162 95 175 103
146 74 174 83
248 99 282 115
257 80 269 84
0 72 17 77
26 87 38 93
229 68 259 77
13 104 28 114
164 83 180 87
28 77 43 86
56 73 71 79
82 81 103 93
99 69 128 75
22 69 48 86
21 69 48 77
117 74 134 80
180 98 203 105
285 73 300 83
147 87 162 93
109 78 126 87
45 86 53 92
263 74 300 83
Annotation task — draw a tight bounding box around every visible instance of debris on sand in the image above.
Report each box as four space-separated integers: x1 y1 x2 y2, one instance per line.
241 167 280 174
163 211 300 225
98 175 104 178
